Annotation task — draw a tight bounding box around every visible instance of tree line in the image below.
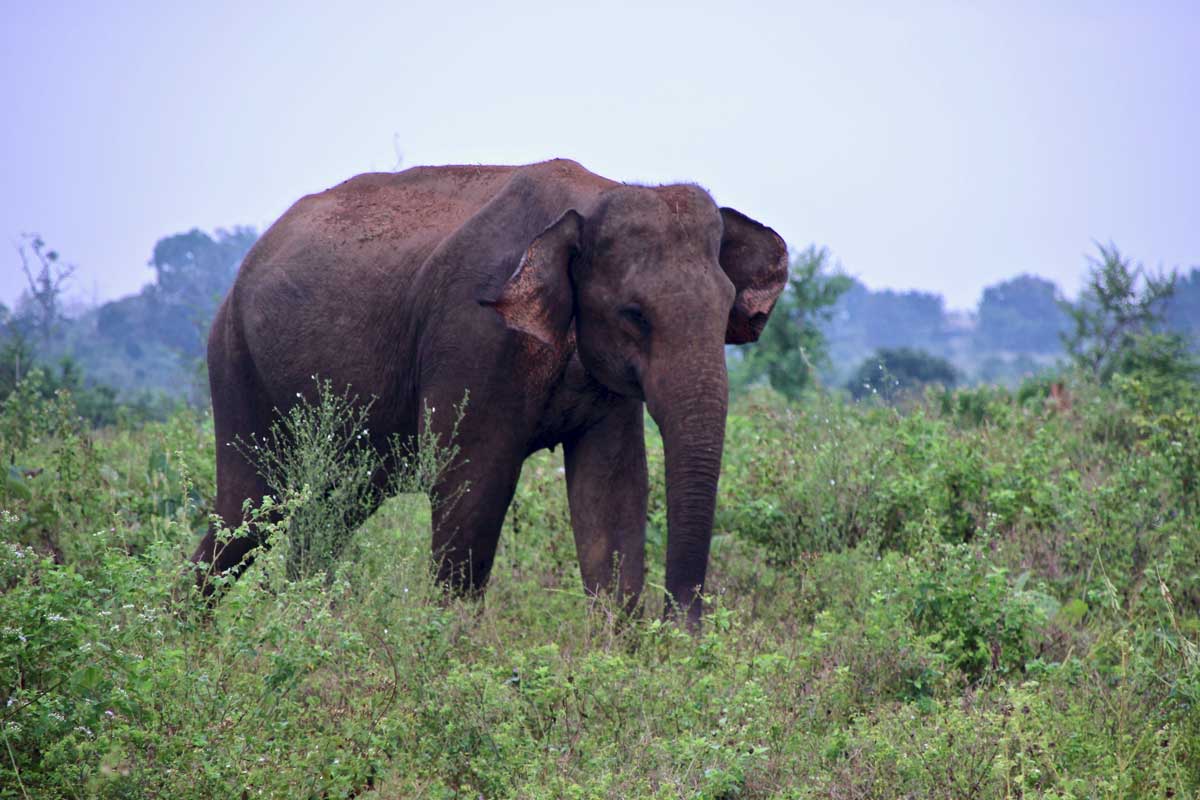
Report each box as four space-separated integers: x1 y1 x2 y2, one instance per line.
730 243 1199 399
2 228 256 423
3 225 1198 418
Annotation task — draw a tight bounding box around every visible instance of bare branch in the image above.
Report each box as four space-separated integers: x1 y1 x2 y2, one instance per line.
12 233 77 344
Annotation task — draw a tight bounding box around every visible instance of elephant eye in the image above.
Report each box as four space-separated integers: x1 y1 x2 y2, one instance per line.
618 304 652 337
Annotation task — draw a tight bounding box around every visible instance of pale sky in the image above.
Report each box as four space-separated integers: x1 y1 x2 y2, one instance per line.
2 1 1197 310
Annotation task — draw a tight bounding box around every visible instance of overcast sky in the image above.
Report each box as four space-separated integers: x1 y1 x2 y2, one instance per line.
2 1 1197 310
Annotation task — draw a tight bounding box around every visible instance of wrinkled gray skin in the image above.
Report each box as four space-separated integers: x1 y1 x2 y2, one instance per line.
192 159 787 627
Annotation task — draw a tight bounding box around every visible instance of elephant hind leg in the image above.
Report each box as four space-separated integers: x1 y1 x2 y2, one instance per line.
429 448 524 597
417 386 526 598
192 304 278 593
192 441 273 593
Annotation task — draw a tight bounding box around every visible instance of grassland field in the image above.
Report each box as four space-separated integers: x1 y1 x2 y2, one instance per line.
1 372 1198 798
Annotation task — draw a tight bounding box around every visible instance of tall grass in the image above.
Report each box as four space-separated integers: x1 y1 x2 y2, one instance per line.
0 370 1197 797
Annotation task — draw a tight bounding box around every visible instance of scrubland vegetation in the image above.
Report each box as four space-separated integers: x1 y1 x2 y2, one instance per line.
2 234 1198 797
2 356 1198 798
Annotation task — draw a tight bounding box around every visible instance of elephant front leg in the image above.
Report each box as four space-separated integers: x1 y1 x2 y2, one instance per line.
563 399 649 614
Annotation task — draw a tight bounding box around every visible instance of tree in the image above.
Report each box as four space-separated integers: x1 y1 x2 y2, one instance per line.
975 274 1068 353
150 227 256 307
820 279 955 381
145 227 257 360
860 288 947 353
14 233 75 346
1164 267 1200 348
1061 243 1177 381
0 302 36 393
728 245 852 399
846 347 958 401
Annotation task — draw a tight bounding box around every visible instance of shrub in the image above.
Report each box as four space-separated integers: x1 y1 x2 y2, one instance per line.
235 378 467 581
846 346 958 401
1061 242 1184 383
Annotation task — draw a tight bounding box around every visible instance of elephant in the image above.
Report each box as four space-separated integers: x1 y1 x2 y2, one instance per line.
191 158 787 626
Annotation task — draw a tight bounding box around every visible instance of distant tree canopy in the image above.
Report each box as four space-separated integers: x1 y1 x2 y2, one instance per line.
143 227 258 359
975 274 1068 353
868 288 945 350
845 283 946 351
846 347 958 401
821 281 954 381
1062 243 1177 381
1060 243 1197 387
1164 267 1200 347
4 227 259 403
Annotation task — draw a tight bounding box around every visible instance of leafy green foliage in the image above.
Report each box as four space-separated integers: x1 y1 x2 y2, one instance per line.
1062 242 1181 381
1 356 1199 797
236 379 467 580
885 541 1052 680
846 346 958 401
0 346 176 430
236 380 383 580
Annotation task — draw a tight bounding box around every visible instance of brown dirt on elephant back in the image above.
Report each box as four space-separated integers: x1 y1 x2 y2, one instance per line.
319 166 517 244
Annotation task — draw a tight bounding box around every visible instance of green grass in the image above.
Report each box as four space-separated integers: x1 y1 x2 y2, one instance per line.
1 373 1198 798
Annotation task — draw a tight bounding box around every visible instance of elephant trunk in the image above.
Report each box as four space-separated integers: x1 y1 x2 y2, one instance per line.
645 355 729 629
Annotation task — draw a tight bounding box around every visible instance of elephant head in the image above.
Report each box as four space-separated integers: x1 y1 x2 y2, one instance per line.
485 184 787 623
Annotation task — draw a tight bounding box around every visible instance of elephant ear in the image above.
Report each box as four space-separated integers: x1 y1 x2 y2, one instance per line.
481 210 582 348
719 207 789 344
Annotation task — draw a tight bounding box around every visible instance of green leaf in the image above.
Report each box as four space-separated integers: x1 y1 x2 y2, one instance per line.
5 466 33 500
1056 598 1088 626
